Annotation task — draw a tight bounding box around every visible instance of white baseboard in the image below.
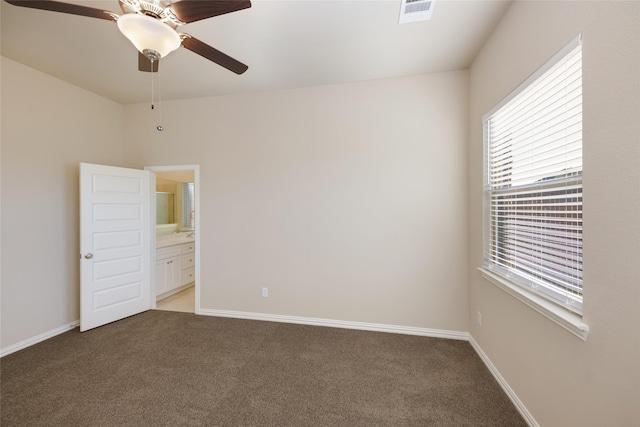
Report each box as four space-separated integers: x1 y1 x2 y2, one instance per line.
198 308 469 341
1 320 79 358
468 334 538 427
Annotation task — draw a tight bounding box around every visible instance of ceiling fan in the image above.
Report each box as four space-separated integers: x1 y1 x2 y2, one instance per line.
5 0 252 74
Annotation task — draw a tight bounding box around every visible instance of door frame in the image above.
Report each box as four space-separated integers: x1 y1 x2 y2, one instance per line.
145 164 201 313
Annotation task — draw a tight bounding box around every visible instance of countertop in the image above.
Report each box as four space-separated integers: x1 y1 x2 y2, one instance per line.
156 234 195 248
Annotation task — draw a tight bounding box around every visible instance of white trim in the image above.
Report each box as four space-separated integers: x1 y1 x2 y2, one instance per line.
199 308 469 341
469 335 538 427
479 267 589 340
1 321 79 358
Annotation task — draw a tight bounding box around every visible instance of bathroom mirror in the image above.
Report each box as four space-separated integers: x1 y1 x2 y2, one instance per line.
156 192 175 224
154 171 195 234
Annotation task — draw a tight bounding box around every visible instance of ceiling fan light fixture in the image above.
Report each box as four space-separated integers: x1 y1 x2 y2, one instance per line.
117 13 181 59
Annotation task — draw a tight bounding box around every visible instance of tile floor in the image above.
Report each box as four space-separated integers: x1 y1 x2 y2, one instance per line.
155 286 195 313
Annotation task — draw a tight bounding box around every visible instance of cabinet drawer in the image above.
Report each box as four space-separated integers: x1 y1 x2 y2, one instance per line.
180 242 195 255
181 253 195 269
157 245 181 260
182 267 195 284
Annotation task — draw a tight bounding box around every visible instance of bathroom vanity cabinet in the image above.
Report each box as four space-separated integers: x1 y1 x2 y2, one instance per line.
156 241 195 300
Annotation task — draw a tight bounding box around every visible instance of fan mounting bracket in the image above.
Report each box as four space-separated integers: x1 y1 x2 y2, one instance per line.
119 0 183 28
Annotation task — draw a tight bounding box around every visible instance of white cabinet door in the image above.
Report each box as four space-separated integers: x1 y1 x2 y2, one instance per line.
181 253 195 269
182 268 195 285
167 256 182 290
156 254 182 297
80 163 152 332
180 243 195 255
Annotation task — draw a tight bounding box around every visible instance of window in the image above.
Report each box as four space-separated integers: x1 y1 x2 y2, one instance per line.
483 36 583 314
182 182 195 230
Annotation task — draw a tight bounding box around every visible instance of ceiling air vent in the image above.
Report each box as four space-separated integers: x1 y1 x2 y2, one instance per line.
399 0 435 24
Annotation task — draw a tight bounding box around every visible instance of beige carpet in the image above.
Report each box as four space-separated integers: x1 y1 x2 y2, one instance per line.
1 311 526 426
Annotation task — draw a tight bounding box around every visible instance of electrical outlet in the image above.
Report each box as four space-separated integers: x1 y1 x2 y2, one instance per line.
477 310 482 327
262 287 269 298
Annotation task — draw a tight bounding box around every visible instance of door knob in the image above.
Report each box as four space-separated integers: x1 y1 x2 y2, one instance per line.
84 253 94 259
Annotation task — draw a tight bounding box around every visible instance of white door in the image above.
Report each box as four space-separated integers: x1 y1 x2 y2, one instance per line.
80 163 153 332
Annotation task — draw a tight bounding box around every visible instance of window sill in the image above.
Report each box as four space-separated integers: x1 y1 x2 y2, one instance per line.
478 267 589 341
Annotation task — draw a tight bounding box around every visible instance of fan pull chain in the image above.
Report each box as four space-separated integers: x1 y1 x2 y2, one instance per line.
149 58 164 132
157 65 164 132
150 58 155 110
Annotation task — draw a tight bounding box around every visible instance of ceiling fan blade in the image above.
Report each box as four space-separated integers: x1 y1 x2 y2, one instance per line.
170 0 251 24
181 36 248 75
4 0 116 21
138 52 159 73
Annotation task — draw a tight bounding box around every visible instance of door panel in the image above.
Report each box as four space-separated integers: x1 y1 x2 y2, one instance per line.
80 163 152 332
93 282 142 310
93 230 142 251
92 256 142 282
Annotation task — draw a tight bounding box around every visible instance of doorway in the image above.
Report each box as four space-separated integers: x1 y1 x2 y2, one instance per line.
145 165 200 314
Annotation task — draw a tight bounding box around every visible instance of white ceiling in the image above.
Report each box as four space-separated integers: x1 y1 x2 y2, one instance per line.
1 0 512 105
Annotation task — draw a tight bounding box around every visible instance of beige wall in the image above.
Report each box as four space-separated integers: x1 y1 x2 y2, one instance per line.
1 57 125 348
155 177 179 194
468 1 640 426
124 71 470 332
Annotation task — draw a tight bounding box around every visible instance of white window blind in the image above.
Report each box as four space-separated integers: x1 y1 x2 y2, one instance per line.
483 36 583 313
